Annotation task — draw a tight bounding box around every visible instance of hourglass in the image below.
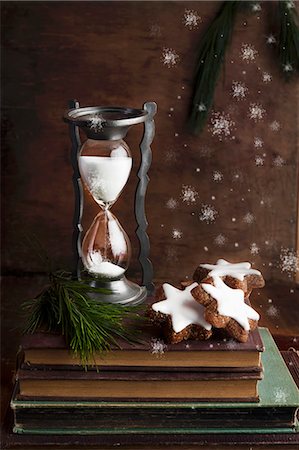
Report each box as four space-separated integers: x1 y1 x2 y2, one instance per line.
65 102 156 305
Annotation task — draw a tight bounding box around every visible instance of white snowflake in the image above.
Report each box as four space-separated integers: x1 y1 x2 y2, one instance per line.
231 81 248 100
166 198 178 209
267 305 279 317
214 234 227 246
254 137 264 148
89 114 105 132
240 43 258 62
149 24 162 37
213 171 224 182
255 155 265 166
199 146 213 158
279 248 299 276
172 229 183 239
266 35 276 44
232 170 243 182
262 72 272 83
283 63 293 72
250 243 260 255
161 48 179 68
252 3 261 12
150 338 167 356
243 212 255 224
209 112 235 141
248 103 266 121
181 185 198 205
197 102 207 112
166 247 178 262
273 155 285 167
286 1 295 9
227 339 238 350
183 9 201 29
199 204 218 223
165 149 177 163
274 387 288 404
269 120 280 131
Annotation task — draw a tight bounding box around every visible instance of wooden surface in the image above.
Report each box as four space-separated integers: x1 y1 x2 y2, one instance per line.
2 1 299 283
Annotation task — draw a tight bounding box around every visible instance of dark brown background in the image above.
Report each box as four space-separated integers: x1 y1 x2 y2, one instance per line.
1 1 299 417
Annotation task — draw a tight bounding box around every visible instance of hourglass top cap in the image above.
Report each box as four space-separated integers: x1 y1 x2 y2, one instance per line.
64 106 148 140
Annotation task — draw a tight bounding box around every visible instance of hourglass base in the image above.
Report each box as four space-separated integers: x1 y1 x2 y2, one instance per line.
89 277 147 306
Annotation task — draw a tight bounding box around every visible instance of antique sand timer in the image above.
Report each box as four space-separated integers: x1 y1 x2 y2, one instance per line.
64 102 156 305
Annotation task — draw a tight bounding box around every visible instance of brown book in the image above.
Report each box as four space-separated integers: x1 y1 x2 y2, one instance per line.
16 368 260 401
20 327 264 371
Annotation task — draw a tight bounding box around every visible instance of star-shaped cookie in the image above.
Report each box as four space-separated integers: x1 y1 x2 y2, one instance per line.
148 283 212 344
193 259 265 298
191 276 260 343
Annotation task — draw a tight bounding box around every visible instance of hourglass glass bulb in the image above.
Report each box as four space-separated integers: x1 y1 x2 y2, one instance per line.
79 139 132 208
82 210 131 279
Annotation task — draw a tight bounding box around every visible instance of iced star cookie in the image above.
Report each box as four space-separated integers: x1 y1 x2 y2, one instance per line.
148 283 212 344
193 259 265 299
191 276 260 343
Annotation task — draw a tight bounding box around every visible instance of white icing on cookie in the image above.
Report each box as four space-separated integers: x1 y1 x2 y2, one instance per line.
201 276 260 331
201 259 261 281
152 283 212 334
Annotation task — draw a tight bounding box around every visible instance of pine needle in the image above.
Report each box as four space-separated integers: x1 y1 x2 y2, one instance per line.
277 1 299 79
189 1 240 135
23 271 144 367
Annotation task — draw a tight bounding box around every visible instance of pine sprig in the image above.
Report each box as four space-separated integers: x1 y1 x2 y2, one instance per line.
189 1 240 135
277 0 299 78
23 271 144 366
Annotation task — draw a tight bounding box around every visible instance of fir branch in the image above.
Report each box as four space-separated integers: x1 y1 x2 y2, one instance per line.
189 1 240 135
277 1 299 79
23 271 144 366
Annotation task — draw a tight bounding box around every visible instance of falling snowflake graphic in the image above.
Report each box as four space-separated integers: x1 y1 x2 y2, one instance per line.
166 247 178 262
166 198 178 209
214 234 227 246
89 114 105 132
209 112 235 141
279 248 299 276
181 185 198 205
165 149 178 163
250 243 260 255
262 72 272 83
252 2 261 12
254 137 264 148
227 340 238 350
161 48 180 68
231 81 248 100
266 35 276 45
243 212 255 224
283 63 293 72
269 120 280 131
232 170 243 182
240 43 258 62
199 146 213 158
255 155 265 166
273 155 285 167
150 339 167 356
183 9 201 29
197 102 207 112
267 305 279 317
213 171 224 182
286 1 295 9
172 229 183 239
248 103 266 122
274 387 288 404
149 24 162 37
199 204 218 223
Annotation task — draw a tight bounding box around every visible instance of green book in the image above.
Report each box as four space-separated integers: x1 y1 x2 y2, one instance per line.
11 328 299 435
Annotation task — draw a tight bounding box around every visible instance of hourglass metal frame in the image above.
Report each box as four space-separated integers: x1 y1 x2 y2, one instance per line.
65 99 156 302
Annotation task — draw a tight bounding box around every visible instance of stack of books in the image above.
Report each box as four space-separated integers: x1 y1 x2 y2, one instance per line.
11 327 299 435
